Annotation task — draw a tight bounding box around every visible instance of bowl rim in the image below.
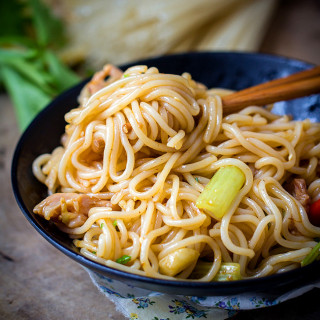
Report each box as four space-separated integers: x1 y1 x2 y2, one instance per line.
11 51 320 295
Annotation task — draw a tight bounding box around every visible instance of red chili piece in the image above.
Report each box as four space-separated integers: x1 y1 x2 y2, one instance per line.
308 199 320 227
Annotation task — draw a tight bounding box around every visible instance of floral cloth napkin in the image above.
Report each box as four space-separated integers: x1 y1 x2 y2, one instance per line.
85 268 320 320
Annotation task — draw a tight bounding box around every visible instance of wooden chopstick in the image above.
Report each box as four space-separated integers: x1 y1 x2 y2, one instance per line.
222 66 320 114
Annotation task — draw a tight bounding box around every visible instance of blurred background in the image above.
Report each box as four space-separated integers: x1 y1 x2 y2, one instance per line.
47 0 320 68
49 0 278 69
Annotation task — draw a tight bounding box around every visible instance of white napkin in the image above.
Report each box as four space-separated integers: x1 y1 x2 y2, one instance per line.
85 268 320 320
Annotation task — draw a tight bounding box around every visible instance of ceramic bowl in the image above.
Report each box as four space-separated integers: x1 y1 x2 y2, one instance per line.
12 52 320 296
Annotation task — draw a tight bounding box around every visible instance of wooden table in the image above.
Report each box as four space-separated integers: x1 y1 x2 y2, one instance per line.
1 0 320 319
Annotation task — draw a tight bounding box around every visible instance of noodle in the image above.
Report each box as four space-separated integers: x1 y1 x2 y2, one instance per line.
33 64 320 281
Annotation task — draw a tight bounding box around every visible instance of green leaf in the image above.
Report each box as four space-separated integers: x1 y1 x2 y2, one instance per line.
44 50 80 91
0 48 37 62
0 65 51 130
1 55 54 95
29 0 64 47
0 0 29 38
0 36 36 48
0 0 80 131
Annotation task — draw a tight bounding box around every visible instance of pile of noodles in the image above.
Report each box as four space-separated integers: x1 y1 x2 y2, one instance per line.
33 65 320 281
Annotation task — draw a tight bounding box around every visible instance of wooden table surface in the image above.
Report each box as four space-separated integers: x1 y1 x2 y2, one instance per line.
1 0 320 319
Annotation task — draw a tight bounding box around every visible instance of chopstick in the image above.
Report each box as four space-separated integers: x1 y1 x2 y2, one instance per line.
222 66 320 114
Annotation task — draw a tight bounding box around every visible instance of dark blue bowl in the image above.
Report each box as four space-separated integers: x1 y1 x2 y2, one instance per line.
11 52 320 296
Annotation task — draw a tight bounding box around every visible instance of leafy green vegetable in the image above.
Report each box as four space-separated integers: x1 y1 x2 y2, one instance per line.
29 0 64 48
0 65 51 129
0 48 37 62
0 1 30 37
43 50 79 92
301 242 320 267
0 53 54 94
0 0 80 131
116 255 131 265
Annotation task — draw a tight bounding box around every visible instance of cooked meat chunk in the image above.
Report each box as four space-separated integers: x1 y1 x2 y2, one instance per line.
87 64 123 95
285 178 310 212
92 136 105 154
34 193 117 228
78 64 123 105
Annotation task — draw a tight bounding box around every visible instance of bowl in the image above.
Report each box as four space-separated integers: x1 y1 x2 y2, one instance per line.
11 51 320 296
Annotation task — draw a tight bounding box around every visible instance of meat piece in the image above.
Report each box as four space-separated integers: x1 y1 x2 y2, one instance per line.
287 217 301 236
87 64 123 95
34 193 117 228
78 64 123 105
92 136 105 154
122 123 132 134
285 178 310 212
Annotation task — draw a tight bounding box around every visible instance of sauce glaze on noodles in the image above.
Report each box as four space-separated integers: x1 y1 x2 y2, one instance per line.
32 65 320 281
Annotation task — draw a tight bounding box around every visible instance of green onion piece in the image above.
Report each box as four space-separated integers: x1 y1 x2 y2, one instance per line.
61 212 71 225
92 251 96 254
190 261 241 281
301 242 320 267
116 255 131 265
113 220 120 231
214 263 241 281
196 166 245 219
100 223 104 229
189 260 212 279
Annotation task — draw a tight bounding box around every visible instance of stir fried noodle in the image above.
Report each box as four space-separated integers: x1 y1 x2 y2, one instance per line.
33 65 320 281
